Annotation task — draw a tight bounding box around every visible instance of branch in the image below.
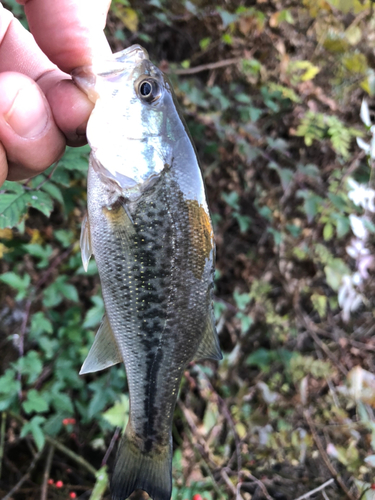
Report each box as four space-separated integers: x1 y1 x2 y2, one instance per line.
173 58 241 75
292 478 335 500
240 470 273 500
1 446 44 500
8 412 97 478
304 410 357 500
40 444 54 500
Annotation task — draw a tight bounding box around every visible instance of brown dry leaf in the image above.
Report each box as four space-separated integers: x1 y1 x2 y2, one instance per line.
0 228 12 240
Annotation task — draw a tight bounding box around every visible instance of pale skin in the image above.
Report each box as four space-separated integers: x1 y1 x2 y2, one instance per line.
0 0 112 187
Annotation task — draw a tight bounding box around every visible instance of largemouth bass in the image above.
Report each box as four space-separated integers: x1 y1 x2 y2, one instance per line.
73 44 222 500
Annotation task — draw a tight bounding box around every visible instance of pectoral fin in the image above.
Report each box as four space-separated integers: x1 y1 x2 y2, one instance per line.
80 213 92 272
194 310 222 362
80 315 122 374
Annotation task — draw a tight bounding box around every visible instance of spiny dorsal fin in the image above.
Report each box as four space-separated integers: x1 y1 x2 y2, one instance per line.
194 310 222 362
80 213 92 272
80 315 122 374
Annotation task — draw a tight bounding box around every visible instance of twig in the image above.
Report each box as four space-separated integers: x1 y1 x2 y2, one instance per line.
221 469 244 500
173 57 241 75
0 412 5 480
297 310 348 376
1 446 44 500
8 411 97 477
44 435 97 477
292 478 335 500
102 427 120 466
23 161 59 191
304 409 357 500
34 245 73 289
40 444 55 500
240 470 273 500
177 403 224 498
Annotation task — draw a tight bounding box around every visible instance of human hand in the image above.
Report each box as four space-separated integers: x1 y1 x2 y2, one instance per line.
0 0 112 187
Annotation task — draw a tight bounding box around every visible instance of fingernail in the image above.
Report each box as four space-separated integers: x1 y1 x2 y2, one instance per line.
4 83 49 138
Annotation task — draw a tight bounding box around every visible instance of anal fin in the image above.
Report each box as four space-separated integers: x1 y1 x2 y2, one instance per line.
80 213 93 272
80 315 122 374
194 310 222 362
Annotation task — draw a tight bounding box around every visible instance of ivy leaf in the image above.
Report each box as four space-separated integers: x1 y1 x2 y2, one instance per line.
59 145 90 171
83 295 105 329
12 351 43 385
22 389 49 414
0 272 30 300
21 416 46 451
102 395 129 429
30 312 53 338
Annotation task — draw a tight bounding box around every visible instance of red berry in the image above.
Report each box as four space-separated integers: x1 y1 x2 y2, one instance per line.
193 495 203 500
371 484 375 490
47 479 54 485
69 493 77 498
55 480 63 488
62 418 76 425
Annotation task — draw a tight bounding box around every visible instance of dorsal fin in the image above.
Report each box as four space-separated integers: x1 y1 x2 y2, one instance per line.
194 310 222 362
80 315 122 374
80 213 92 272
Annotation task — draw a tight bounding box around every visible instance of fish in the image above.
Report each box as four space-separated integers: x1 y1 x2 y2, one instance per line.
72 44 222 500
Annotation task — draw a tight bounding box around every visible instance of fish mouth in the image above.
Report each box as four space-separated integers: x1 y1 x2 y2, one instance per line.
72 44 150 103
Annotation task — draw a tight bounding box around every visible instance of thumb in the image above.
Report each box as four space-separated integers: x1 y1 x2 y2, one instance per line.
0 72 65 182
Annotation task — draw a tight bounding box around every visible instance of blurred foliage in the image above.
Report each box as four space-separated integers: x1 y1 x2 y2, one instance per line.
2 0 375 499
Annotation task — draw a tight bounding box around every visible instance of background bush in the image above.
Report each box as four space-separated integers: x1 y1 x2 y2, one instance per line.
1 1 375 499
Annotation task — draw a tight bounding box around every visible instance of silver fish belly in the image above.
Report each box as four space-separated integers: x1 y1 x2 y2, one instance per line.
74 44 222 500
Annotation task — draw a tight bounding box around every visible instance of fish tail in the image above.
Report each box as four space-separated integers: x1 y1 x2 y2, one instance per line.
110 427 172 500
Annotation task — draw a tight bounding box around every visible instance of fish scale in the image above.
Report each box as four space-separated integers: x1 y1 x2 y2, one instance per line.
73 44 222 500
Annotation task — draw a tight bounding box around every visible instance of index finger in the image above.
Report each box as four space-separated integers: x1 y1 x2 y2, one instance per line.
19 0 111 73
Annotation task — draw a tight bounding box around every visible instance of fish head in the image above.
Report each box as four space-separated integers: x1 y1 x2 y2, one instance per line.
73 45 184 194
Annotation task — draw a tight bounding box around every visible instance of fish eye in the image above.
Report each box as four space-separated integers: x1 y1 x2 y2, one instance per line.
140 81 152 96
137 78 161 103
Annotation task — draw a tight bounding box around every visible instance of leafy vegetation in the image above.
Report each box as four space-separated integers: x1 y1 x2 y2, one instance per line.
2 0 375 499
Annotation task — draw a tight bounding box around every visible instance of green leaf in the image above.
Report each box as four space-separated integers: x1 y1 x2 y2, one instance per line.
297 190 324 222
311 293 327 318
41 182 64 204
21 416 46 451
42 276 79 307
323 223 334 241
12 351 43 385
30 312 53 338
0 369 21 410
0 180 24 194
89 466 109 500
23 243 53 268
102 395 129 429
54 229 75 248
0 272 30 300
22 389 49 414
59 145 90 171
0 192 30 229
246 348 276 372
221 191 240 210
233 290 251 310
50 391 74 414
325 258 351 291
83 295 105 329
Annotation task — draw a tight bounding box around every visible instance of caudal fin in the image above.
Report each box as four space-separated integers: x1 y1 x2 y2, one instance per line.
110 430 172 500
